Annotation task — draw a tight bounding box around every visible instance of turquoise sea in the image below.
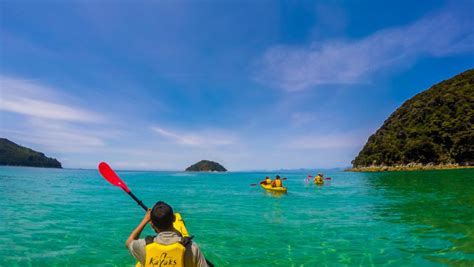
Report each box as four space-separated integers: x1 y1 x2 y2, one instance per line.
0 166 473 266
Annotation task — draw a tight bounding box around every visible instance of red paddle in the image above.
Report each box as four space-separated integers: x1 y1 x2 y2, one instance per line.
98 162 148 211
325 177 332 180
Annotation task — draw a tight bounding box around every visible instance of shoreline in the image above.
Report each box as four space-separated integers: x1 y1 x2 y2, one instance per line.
347 164 474 172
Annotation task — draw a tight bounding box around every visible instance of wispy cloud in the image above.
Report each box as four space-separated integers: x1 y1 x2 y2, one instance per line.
152 126 235 147
256 9 474 91
285 131 368 150
1 119 107 153
0 75 113 154
0 76 103 122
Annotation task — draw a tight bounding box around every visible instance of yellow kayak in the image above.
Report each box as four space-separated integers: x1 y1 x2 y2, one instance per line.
172 212 189 237
260 183 288 193
314 180 324 185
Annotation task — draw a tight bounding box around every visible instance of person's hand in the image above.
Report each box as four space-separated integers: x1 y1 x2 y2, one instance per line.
142 208 151 223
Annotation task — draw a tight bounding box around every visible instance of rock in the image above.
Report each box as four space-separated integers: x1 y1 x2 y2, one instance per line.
185 160 227 172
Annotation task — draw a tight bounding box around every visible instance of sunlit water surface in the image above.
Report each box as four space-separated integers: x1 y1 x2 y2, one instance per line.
1 167 473 266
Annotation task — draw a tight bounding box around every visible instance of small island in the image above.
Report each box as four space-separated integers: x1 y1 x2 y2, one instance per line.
0 138 62 168
185 160 227 172
350 69 473 172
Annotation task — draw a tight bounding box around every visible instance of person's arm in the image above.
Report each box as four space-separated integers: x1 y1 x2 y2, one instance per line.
125 209 151 247
189 242 209 267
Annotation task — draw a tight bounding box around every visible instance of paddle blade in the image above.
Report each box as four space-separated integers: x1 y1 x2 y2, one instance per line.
282 178 288 180
98 162 130 193
325 177 331 180
250 184 257 186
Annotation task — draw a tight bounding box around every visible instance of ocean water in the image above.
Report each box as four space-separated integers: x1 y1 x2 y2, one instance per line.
0 167 473 266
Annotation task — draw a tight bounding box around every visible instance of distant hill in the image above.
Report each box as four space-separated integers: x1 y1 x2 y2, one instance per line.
185 160 227 172
352 69 474 169
0 138 62 168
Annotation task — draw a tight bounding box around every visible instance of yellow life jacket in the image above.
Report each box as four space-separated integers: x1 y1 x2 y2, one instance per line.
136 213 191 267
274 179 282 187
265 178 271 184
314 175 323 184
144 240 186 267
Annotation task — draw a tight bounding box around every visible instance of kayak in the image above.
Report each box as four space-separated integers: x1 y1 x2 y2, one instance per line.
135 212 188 267
172 212 189 237
260 183 288 193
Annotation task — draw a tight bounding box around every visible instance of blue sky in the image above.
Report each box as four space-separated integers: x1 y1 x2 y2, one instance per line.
1 0 473 170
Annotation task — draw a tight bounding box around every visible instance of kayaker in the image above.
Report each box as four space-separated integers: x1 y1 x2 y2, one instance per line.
126 201 209 267
314 173 324 184
272 175 283 187
260 176 272 185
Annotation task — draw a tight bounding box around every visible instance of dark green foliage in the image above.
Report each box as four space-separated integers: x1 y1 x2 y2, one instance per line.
185 160 227 172
352 69 474 167
0 138 62 168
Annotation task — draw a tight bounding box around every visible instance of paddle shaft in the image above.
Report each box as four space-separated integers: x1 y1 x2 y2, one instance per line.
127 191 148 211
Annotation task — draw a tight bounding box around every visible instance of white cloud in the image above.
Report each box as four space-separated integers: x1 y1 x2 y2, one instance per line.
152 126 200 146
0 76 103 122
256 9 474 91
285 132 366 150
1 119 108 153
0 75 113 154
152 126 235 147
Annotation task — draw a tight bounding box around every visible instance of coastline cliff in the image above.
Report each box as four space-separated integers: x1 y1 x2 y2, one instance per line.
0 138 62 168
351 69 473 171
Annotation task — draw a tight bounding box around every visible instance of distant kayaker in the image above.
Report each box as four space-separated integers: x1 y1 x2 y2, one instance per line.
126 201 209 267
272 175 283 187
260 176 272 185
314 173 324 184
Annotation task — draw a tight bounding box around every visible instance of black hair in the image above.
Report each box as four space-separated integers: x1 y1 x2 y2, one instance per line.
150 201 175 230
276 175 280 179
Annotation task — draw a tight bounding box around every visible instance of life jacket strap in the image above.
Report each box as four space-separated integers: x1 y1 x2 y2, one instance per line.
180 236 194 247
145 235 155 245
144 235 194 247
